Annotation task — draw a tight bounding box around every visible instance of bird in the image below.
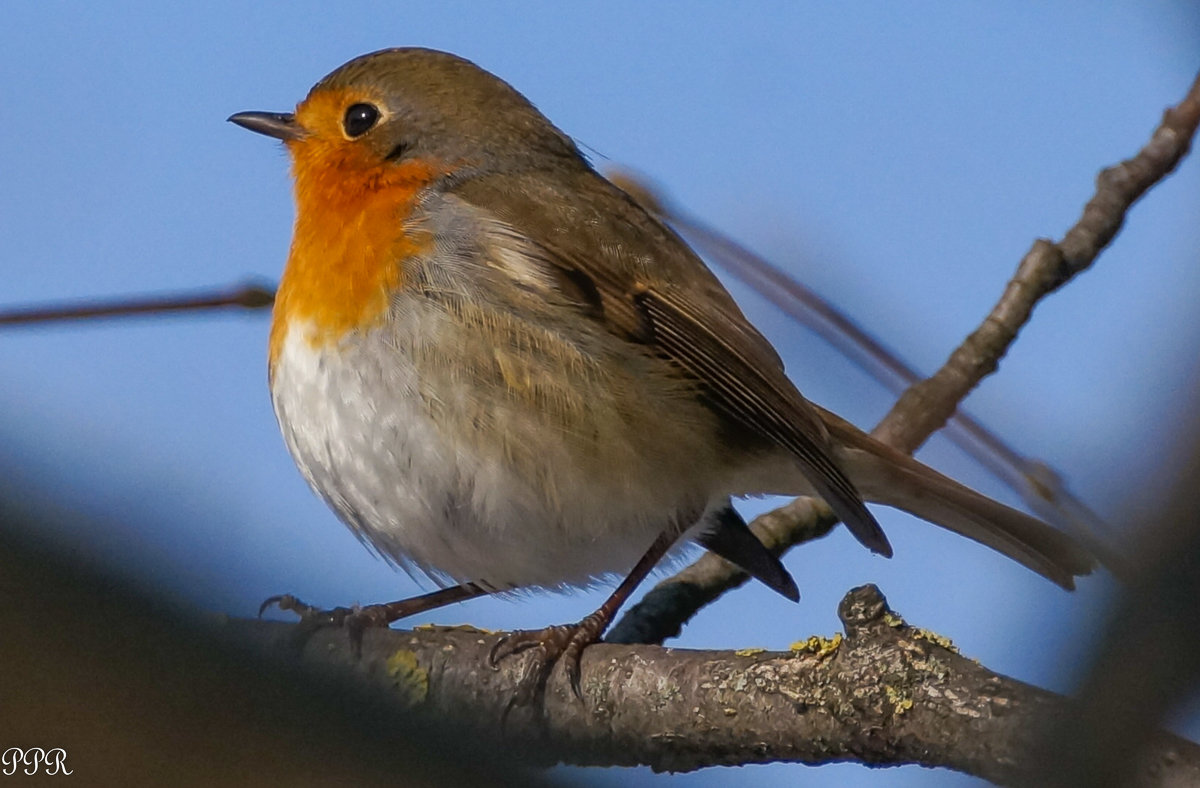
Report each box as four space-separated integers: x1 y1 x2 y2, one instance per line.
230 47 1093 697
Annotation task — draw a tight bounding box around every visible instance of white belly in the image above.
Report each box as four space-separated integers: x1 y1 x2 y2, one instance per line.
269 309 733 591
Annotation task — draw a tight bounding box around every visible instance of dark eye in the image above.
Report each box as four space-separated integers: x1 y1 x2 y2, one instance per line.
343 103 380 137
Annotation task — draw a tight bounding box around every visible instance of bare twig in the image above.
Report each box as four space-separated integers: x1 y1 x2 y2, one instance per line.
874 69 1200 452
608 498 837 644
0 282 274 326
612 69 1200 645
655 202 1114 547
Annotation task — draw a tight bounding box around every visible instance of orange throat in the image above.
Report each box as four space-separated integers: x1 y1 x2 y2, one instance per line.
269 134 441 368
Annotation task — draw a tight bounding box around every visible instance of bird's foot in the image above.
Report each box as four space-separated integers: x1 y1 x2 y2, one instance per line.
488 610 608 705
259 593 392 656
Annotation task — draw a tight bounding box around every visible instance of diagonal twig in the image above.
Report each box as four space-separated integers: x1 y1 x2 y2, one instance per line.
874 69 1200 453
638 183 1115 550
609 69 1200 646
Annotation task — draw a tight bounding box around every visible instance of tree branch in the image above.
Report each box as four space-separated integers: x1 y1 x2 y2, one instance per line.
873 68 1200 453
233 584 1200 785
612 69 1200 645
0 281 274 326
648 186 1116 548
607 498 837 644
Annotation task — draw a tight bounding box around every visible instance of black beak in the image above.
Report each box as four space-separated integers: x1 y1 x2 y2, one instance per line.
228 111 304 141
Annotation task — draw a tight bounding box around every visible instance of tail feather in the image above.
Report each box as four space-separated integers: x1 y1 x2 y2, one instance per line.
819 408 1096 589
696 504 801 601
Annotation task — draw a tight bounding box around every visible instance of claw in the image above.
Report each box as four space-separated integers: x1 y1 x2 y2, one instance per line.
489 531 676 706
258 593 306 617
488 624 564 667
259 596 281 618
487 634 514 668
562 640 586 701
257 593 379 656
488 614 607 705
257 584 492 658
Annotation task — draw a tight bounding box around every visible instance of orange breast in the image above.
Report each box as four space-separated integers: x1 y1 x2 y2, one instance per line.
269 119 442 367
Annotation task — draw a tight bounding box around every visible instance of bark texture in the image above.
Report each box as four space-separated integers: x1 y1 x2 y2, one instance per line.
231 585 1200 785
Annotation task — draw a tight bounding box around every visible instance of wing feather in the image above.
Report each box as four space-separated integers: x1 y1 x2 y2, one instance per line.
448 170 891 555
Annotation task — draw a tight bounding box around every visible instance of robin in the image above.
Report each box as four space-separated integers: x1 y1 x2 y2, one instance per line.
230 47 1092 697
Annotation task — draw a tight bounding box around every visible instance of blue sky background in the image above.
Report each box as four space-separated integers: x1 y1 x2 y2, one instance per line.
2 4 1198 786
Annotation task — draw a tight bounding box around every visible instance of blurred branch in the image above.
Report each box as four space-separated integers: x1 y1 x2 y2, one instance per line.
0 281 274 326
233 584 1200 785
611 68 1200 645
0 497 552 788
1045 410 1200 786
648 189 1114 549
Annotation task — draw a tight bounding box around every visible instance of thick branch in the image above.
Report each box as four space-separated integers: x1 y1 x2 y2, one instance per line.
236 585 1200 785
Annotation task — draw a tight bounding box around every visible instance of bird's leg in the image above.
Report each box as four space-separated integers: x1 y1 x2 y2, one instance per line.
489 529 679 703
260 583 492 654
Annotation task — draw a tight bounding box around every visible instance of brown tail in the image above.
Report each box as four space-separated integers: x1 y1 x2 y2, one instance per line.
818 407 1096 589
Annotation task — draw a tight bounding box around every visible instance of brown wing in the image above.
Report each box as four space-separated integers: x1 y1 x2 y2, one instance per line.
449 168 892 556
